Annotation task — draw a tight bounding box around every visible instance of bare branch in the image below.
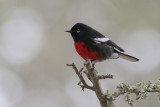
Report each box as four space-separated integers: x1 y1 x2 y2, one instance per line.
84 60 109 107
66 63 94 91
147 89 160 93
67 61 112 107
98 74 113 80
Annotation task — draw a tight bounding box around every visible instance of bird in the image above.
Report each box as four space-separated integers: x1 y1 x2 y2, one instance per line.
66 23 139 62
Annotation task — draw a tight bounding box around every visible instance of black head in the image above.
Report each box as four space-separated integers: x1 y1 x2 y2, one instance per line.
66 23 94 42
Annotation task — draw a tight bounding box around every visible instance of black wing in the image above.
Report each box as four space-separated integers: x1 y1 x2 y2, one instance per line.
93 37 125 52
103 40 125 52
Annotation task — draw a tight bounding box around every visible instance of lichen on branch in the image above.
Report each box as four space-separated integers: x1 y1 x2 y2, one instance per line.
107 81 160 106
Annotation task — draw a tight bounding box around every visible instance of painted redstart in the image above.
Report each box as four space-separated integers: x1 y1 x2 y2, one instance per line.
66 23 139 62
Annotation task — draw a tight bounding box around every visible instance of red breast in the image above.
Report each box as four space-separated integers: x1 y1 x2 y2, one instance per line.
75 42 100 60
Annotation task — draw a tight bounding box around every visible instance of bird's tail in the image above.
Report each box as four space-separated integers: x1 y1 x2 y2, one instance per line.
118 52 139 62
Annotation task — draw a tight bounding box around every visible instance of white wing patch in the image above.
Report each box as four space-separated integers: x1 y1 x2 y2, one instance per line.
94 37 109 43
110 53 119 59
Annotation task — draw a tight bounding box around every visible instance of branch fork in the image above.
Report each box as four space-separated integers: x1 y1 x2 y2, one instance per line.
67 60 113 107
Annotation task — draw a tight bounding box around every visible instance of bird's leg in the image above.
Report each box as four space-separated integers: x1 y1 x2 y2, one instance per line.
84 59 89 66
91 60 96 70
90 60 98 75
84 59 98 75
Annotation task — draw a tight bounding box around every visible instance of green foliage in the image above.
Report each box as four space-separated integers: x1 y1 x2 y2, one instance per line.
105 80 160 106
125 94 133 107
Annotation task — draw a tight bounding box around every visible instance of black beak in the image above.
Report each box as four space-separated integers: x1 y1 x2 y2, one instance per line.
65 30 72 33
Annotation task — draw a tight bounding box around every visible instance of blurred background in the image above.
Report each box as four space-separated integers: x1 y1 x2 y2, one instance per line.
0 0 160 107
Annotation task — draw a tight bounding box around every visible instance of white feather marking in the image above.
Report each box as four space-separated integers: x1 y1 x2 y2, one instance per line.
110 53 119 59
94 38 109 43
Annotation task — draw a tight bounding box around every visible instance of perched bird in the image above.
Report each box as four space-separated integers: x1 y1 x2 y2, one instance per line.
66 23 139 62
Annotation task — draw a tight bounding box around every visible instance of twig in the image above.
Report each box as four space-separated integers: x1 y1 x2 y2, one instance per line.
147 89 160 92
115 88 160 98
66 63 94 91
98 74 113 80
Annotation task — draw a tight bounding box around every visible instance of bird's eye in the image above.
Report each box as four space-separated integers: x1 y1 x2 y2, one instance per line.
77 29 80 33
